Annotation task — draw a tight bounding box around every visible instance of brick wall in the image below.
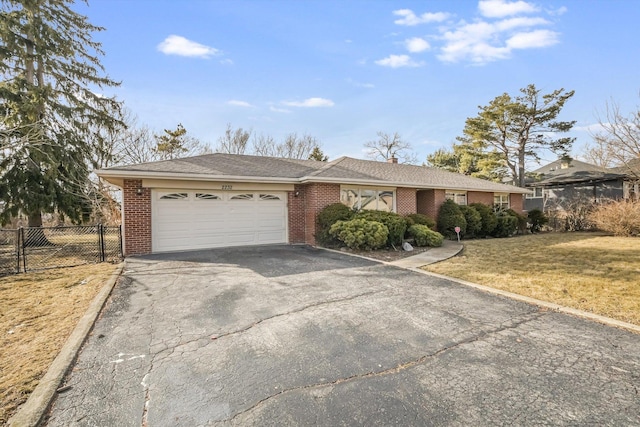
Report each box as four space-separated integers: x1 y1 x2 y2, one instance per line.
416 189 445 221
288 184 306 244
396 187 417 215
303 183 341 245
122 179 152 256
510 193 525 213
467 191 494 207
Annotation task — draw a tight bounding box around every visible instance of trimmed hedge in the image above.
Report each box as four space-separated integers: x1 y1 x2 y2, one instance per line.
316 203 355 246
459 205 482 238
492 212 518 237
329 218 388 250
528 209 548 233
469 203 497 237
405 213 436 229
408 224 444 247
356 210 408 247
437 199 467 239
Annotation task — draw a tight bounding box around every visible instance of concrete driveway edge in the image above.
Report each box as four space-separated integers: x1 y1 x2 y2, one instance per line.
417 269 640 335
8 263 125 427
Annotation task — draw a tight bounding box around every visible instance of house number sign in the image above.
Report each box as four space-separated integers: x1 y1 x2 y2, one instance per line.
221 185 232 190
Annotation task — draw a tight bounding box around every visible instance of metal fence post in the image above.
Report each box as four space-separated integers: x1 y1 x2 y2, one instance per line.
98 224 104 262
118 225 123 258
20 227 27 273
15 228 21 274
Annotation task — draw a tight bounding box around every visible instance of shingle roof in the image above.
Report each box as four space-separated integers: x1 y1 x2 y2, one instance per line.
531 159 605 177
99 153 529 193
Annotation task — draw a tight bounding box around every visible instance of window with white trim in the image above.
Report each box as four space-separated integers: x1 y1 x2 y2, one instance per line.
526 187 543 199
160 193 188 200
340 187 395 212
494 193 510 210
230 193 254 200
259 194 281 200
195 193 220 200
445 191 467 205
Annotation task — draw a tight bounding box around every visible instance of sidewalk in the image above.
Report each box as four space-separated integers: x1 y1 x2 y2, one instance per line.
389 240 463 269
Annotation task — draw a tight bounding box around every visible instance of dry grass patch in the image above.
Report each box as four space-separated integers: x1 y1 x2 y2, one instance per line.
424 232 640 326
0 263 119 424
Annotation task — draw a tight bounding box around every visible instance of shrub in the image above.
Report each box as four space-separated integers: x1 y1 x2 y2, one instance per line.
492 212 518 237
589 200 640 237
316 203 355 246
505 209 528 234
528 209 548 233
408 224 444 247
458 205 482 238
329 218 388 250
405 213 436 229
437 199 467 239
469 203 497 237
356 210 408 247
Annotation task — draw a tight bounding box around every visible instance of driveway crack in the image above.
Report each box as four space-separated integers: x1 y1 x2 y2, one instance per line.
225 309 548 423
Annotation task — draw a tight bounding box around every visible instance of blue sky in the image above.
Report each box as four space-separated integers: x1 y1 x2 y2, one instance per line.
77 0 640 165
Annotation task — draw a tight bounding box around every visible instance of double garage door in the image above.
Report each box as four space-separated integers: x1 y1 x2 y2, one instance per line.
152 190 287 252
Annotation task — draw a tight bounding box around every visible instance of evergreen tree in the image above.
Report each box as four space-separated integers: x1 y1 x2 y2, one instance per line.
308 146 328 162
457 84 575 187
0 0 122 228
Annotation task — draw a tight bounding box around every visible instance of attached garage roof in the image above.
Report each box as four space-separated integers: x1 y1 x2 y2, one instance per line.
98 153 530 194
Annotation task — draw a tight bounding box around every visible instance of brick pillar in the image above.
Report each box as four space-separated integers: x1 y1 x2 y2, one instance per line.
122 179 152 256
288 184 306 244
395 187 417 215
510 193 525 213
304 183 340 245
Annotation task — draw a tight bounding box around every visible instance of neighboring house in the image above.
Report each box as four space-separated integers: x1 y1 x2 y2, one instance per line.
610 158 640 201
525 158 630 212
97 153 530 255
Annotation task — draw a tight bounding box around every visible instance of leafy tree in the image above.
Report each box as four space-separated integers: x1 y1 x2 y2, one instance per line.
457 84 575 187
216 123 251 154
308 146 329 162
426 144 507 182
153 123 209 160
364 131 418 164
0 0 122 229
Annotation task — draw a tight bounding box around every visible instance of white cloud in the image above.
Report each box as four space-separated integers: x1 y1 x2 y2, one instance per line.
282 97 335 107
269 106 292 113
548 6 568 16
157 35 219 58
506 29 559 49
220 58 234 65
393 9 450 26
405 37 431 53
347 78 375 88
495 16 550 31
227 100 253 107
478 0 538 18
574 123 607 133
375 54 424 68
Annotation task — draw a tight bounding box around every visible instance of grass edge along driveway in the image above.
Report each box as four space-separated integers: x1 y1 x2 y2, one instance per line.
0 263 120 425
424 232 640 326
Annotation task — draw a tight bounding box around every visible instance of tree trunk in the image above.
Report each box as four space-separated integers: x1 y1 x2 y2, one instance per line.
25 212 53 247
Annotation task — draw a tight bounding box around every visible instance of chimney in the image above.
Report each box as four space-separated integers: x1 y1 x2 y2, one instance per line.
387 157 398 164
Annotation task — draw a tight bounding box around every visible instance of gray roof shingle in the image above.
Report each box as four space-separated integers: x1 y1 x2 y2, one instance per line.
100 153 529 193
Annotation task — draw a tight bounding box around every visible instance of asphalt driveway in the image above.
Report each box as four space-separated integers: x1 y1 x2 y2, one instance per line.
47 245 640 426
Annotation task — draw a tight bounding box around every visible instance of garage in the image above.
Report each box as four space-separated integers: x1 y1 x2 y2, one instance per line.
151 190 287 252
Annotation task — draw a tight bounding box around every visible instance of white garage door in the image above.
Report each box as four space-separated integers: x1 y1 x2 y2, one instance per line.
151 190 287 252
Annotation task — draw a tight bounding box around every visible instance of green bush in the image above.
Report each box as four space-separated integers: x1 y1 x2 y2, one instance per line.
469 203 497 237
492 212 518 237
458 205 482 238
528 209 548 233
356 210 408 247
506 209 528 234
405 213 436 229
408 224 444 247
329 218 388 250
437 199 467 239
316 203 355 246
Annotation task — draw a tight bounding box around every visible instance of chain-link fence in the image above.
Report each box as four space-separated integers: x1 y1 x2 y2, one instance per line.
0 225 122 276
0 229 20 275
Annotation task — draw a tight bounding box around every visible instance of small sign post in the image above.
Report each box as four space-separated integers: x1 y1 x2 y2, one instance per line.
454 226 461 242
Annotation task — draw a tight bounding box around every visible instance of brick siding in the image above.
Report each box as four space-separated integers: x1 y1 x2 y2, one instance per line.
396 187 417 215
467 191 494 206
510 193 524 213
303 183 341 245
122 179 152 256
416 189 445 221
288 184 306 244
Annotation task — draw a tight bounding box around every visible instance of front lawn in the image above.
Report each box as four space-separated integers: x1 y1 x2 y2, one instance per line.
0 263 120 424
423 232 640 326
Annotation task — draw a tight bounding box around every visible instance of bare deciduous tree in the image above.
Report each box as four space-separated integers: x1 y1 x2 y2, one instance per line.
252 132 320 159
588 98 640 177
364 131 418 164
216 123 251 154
